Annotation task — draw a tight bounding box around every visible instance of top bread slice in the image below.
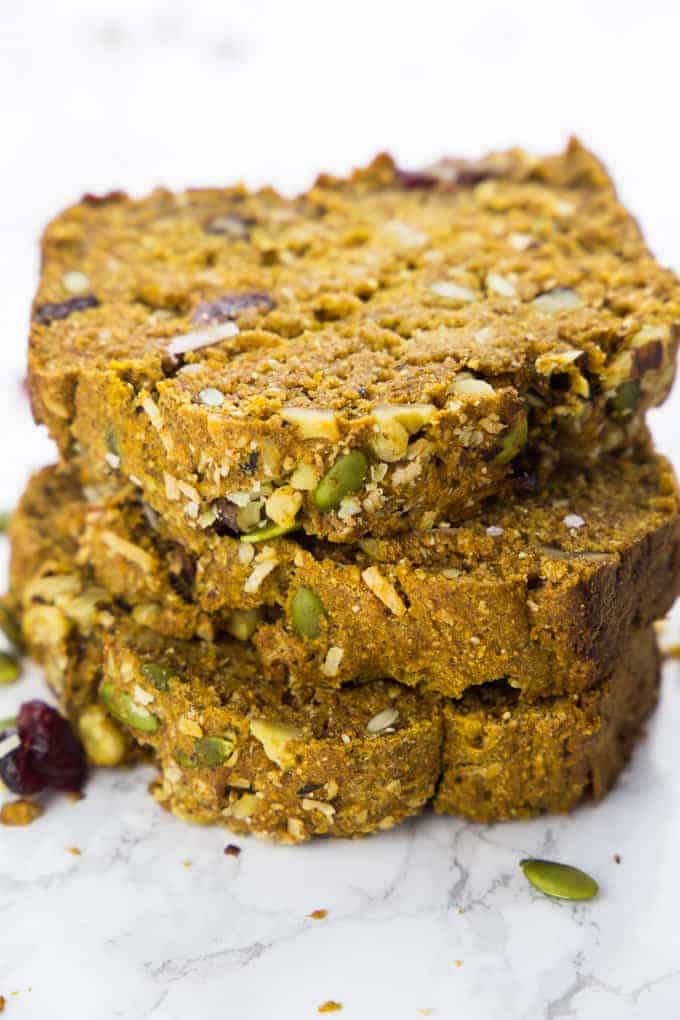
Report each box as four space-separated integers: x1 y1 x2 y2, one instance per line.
29 139 679 543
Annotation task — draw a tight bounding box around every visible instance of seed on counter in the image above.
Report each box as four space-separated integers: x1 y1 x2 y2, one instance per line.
520 858 599 900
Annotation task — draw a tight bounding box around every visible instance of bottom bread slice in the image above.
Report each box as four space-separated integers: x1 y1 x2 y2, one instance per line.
435 630 659 822
7 544 659 841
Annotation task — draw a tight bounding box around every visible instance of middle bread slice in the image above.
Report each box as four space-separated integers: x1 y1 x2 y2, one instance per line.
15 442 680 701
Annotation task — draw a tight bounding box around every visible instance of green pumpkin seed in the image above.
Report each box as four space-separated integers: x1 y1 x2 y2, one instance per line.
611 379 640 415
314 451 369 511
291 587 325 638
0 605 23 652
494 415 528 465
520 858 599 900
99 681 160 733
0 511 11 534
141 661 176 692
194 735 235 766
0 651 20 684
174 748 195 768
226 608 262 642
175 735 235 769
240 521 298 543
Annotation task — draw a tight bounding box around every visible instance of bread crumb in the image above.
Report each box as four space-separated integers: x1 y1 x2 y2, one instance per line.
613 853 622 864
318 1002 342 1014
67 846 82 856
309 909 328 920
224 844 241 858
0 799 44 827
454 959 464 968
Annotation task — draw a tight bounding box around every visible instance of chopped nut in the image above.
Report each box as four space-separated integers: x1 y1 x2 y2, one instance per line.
265 485 302 527
288 463 319 491
486 272 517 298
100 530 154 573
429 280 477 302
382 219 428 247
198 387 225 407
62 269 90 294
229 792 258 819
280 406 339 441
166 320 239 357
244 554 278 594
302 798 336 819
0 799 44 827
321 646 345 677
532 287 582 314
250 719 302 768
361 566 406 616
563 513 585 529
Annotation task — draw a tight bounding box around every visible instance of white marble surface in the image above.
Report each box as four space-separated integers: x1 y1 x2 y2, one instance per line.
1 2 680 1017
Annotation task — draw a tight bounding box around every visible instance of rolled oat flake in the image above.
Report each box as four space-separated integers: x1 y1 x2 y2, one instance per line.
520 858 599 900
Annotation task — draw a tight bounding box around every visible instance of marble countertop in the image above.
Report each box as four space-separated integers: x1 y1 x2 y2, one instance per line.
2 2 680 1017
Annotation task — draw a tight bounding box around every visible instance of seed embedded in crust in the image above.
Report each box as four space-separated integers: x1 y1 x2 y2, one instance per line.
314 451 369 511
494 415 528 464
291 587 326 639
99 682 160 733
366 707 399 734
77 704 128 767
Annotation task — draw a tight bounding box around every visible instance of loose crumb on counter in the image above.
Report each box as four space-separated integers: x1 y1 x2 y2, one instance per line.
0 800 44 827
309 909 328 920
317 1001 343 1014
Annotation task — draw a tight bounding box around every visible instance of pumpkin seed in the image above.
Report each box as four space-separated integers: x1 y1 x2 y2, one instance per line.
78 704 128 766
291 587 325 638
520 858 599 900
494 415 528 465
610 379 640 415
175 735 236 769
0 651 20 684
226 608 262 642
240 521 298 543
99 681 160 734
141 661 176 692
194 735 235 766
0 605 23 652
314 451 369 511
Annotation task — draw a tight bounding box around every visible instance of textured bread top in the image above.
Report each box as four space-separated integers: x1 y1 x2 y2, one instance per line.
29 138 680 540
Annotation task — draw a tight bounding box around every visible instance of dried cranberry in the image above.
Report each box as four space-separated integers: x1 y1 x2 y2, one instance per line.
241 451 259 475
192 291 275 326
396 157 502 190
0 701 87 795
0 743 44 795
212 499 241 537
204 212 256 237
81 190 126 207
34 294 100 326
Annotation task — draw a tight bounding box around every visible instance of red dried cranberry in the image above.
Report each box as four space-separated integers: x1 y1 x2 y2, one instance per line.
396 157 501 190
0 701 87 795
0 743 44 795
34 295 100 326
192 291 274 325
212 499 241 537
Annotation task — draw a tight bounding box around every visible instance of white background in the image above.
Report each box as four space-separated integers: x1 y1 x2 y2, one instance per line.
1 2 679 1018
